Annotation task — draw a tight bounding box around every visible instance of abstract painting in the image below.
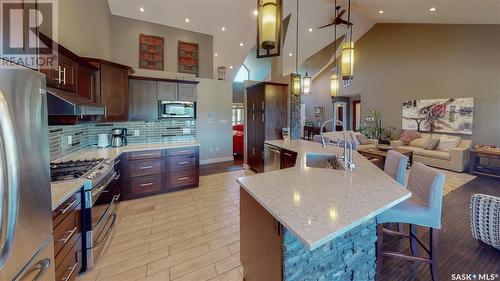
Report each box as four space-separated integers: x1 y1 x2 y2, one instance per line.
402 98 474 135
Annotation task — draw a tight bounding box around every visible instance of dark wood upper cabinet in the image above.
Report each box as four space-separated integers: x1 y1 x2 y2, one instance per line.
76 65 95 101
129 78 158 121
246 82 288 173
158 81 178 100
84 58 133 122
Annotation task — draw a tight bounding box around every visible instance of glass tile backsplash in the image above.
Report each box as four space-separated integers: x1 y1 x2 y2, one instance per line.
48 119 196 161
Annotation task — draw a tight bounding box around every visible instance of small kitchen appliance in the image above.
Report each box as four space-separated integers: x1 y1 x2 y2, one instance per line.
97 133 109 148
111 128 127 147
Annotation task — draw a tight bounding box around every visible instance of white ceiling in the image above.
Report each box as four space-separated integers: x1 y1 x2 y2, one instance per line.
107 0 500 79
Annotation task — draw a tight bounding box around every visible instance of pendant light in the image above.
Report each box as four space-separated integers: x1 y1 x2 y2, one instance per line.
341 0 354 80
330 0 340 97
302 59 311 95
291 0 302 96
257 0 282 58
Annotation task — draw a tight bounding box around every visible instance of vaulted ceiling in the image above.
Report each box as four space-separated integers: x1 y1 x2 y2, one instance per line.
107 0 500 79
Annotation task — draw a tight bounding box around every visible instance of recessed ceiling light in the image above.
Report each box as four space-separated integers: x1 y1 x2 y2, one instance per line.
139 7 145 12
229 65 233 69
221 27 226 31
253 10 258 16
185 18 190 23
429 7 437 12
288 53 293 57
308 28 313 32
239 42 244 47
378 10 384 14
214 53 218 56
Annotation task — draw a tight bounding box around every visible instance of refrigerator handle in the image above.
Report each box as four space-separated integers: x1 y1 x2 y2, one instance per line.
0 91 20 267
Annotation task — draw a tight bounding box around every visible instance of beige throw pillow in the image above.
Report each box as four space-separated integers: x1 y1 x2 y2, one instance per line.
436 135 461 152
356 134 370 145
423 138 440 150
409 136 430 148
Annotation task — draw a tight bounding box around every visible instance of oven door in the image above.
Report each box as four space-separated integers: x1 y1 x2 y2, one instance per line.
159 101 196 118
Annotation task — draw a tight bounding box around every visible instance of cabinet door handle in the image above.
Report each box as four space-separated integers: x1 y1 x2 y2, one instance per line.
252 102 255 111
284 153 293 157
58 227 77 244
61 262 78 281
177 161 190 165
139 182 154 187
140 165 153 170
176 150 192 154
252 114 255 121
60 199 77 215
57 66 62 84
262 112 265 123
62 68 66 85
138 153 154 157
262 101 264 110
177 177 190 181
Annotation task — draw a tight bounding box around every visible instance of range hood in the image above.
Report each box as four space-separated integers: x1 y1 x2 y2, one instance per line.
47 88 105 116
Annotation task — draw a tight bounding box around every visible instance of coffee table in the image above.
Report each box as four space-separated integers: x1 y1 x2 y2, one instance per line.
357 147 413 169
469 149 500 178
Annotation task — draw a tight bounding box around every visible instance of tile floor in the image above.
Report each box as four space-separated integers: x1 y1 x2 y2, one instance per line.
77 169 254 281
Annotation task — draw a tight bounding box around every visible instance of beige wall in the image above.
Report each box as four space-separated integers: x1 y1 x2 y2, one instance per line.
196 79 233 163
343 24 500 145
57 0 113 60
111 16 213 79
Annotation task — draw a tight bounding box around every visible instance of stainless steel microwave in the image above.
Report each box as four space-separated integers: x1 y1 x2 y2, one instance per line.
159 101 196 118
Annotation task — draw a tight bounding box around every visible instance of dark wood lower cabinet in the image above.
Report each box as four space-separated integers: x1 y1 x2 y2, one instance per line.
240 188 283 281
52 191 83 281
121 147 199 200
280 149 298 169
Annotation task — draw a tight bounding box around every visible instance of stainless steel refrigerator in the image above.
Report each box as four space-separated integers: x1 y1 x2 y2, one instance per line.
0 67 55 280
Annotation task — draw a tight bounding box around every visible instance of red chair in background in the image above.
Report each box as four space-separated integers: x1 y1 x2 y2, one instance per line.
233 124 244 157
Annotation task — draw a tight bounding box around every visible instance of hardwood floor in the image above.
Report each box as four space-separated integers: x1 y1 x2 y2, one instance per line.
77 169 253 281
77 167 499 281
378 176 500 281
199 158 244 177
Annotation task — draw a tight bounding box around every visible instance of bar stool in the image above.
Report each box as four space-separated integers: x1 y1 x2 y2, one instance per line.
383 150 409 233
384 150 408 186
376 162 445 281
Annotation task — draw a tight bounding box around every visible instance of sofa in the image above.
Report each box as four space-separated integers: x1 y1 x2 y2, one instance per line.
313 130 379 150
390 133 472 172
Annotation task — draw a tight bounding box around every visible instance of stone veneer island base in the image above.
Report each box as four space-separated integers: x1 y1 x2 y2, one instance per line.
241 188 377 281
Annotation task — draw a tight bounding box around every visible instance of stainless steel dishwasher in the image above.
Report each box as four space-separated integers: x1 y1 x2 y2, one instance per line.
264 144 281 172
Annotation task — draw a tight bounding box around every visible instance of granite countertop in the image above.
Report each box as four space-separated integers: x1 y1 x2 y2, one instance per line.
237 139 411 250
50 141 199 211
51 179 90 211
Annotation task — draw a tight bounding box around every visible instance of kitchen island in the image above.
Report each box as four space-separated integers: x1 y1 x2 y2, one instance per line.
237 140 411 281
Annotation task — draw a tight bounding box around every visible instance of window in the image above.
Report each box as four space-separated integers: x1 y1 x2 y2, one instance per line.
234 64 250 82
232 103 244 125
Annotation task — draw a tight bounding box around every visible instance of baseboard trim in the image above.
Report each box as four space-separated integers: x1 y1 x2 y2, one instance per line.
200 156 234 165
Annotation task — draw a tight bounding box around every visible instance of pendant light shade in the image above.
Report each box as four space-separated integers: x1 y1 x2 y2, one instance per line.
330 68 340 97
341 25 354 81
302 73 311 95
291 73 302 96
257 0 282 58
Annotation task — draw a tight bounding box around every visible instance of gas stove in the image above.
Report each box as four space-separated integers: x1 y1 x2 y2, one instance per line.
50 158 115 187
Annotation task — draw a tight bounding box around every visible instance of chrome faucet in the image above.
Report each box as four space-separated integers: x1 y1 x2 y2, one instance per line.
319 119 355 170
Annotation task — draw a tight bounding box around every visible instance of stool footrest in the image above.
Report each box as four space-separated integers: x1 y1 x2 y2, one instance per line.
383 251 432 263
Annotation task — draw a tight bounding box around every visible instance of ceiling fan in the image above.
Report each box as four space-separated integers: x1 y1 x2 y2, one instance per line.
317 5 353 29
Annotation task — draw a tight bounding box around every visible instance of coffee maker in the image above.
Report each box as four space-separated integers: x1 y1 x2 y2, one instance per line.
111 128 127 147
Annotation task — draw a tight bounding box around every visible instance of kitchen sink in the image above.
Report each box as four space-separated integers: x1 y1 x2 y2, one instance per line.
305 154 344 170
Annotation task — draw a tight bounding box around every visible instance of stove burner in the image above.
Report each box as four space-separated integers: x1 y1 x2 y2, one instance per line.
50 158 104 182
